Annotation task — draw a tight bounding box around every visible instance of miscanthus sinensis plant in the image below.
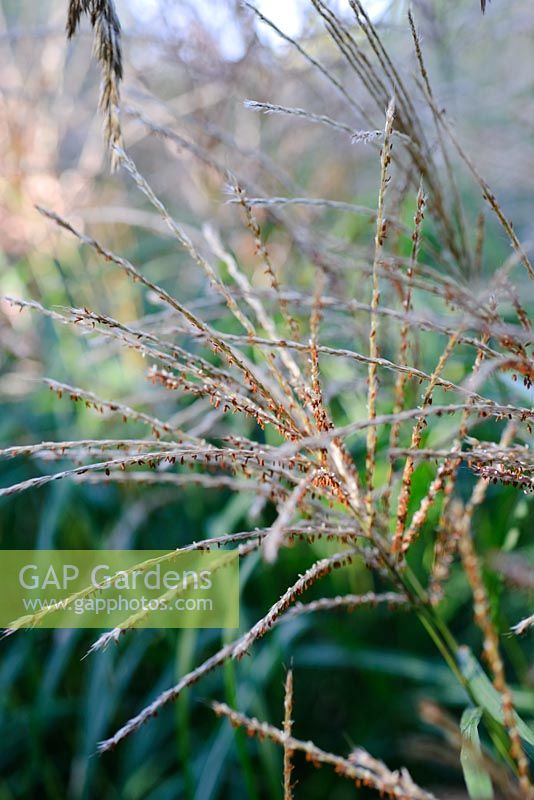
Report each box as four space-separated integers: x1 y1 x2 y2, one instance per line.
1 1 533 798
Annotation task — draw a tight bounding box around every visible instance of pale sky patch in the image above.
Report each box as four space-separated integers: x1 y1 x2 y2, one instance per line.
126 0 394 61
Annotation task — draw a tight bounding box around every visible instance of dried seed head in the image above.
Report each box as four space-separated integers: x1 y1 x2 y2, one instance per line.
67 0 123 168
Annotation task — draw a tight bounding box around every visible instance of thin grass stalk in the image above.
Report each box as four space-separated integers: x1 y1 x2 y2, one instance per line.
211 700 438 799
416 84 534 281
407 10 472 272
366 98 395 529
458 510 533 797
383 181 425 518
392 330 462 554
97 549 359 751
283 669 295 800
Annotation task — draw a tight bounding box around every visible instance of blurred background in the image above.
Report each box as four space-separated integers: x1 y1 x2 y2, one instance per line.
0 1 533 798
